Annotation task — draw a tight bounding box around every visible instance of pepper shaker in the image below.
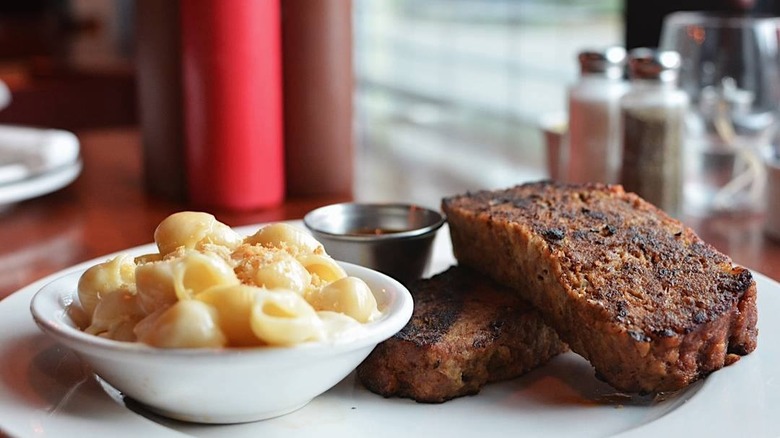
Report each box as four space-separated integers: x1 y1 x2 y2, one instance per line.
620 48 688 217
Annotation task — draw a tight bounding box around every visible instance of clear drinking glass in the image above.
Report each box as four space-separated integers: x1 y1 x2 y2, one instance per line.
660 12 780 216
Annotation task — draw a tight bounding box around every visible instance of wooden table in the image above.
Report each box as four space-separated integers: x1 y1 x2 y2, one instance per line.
1 127 780 302
685 211 780 283
0 128 349 300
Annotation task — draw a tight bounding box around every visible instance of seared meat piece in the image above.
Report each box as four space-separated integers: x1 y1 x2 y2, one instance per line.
357 266 566 403
442 181 758 393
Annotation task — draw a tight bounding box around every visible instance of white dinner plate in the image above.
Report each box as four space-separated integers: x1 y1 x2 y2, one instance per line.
0 159 82 205
0 125 82 205
1 222 778 438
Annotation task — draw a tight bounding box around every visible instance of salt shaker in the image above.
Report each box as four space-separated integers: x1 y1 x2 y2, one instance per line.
620 48 688 217
565 46 628 184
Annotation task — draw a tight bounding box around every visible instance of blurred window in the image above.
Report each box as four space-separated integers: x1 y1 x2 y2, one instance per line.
353 0 623 201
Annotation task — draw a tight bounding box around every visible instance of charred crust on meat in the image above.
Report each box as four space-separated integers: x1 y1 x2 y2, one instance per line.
628 330 650 342
615 301 629 319
356 266 567 403
441 181 759 393
396 277 462 346
601 224 617 236
654 328 676 338
571 229 590 241
543 228 566 242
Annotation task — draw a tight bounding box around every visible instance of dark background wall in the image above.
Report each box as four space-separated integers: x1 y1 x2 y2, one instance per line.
624 0 780 50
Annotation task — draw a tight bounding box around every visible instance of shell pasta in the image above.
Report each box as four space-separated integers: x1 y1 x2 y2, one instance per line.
251 290 324 345
74 212 381 348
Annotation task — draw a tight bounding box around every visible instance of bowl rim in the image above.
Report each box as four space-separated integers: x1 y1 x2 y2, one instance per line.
29 261 413 359
303 202 446 242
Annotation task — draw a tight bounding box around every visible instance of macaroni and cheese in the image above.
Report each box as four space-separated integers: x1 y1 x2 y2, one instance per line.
75 212 380 348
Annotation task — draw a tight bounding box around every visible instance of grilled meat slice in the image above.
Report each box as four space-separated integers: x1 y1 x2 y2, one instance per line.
357 266 567 403
442 181 758 393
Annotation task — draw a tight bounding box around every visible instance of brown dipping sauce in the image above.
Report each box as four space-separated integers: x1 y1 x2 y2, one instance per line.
347 227 408 236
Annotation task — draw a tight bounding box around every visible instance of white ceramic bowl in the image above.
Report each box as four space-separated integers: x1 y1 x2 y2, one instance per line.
30 262 413 424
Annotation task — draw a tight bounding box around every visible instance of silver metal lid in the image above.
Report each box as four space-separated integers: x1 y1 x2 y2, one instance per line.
627 48 681 82
578 46 626 79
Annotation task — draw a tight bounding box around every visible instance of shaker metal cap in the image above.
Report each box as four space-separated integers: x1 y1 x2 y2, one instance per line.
578 46 626 79
627 48 681 82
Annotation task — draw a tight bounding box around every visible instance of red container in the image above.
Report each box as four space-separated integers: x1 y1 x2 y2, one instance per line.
180 0 284 210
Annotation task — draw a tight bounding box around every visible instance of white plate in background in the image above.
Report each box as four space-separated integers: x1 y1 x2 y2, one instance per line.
0 125 81 205
0 223 778 438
